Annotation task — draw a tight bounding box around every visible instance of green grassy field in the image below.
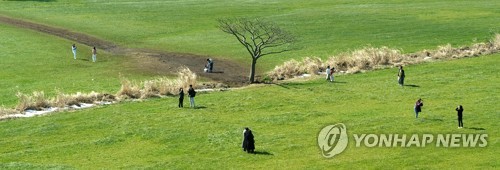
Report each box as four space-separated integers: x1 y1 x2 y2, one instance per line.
0 23 158 107
0 0 498 70
0 54 498 169
0 0 498 169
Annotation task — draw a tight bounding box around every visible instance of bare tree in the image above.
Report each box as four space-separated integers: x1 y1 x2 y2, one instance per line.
218 18 295 83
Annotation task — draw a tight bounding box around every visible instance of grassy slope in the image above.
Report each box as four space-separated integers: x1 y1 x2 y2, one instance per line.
0 0 498 70
0 23 154 107
0 55 497 169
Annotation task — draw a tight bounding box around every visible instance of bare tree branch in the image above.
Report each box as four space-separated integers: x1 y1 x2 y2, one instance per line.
218 17 295 83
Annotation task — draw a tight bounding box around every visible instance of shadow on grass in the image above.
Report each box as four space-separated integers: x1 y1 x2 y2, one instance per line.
6 0 56 2
207 71 224 73
332 81 347 83
467 127 486 130
404 84 420 87
275 83 290 89
195 106 207 109
425 118 443 121
252 151 273 156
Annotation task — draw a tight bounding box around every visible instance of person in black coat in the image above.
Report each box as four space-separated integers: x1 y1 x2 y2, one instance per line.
398 66 405 86
209 58 214 72
242 127 255 153
178 88 184 108
456 105 464 128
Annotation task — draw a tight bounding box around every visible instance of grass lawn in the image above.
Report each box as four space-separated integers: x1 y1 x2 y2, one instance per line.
0 0 498 70
0 0 498 168
0 23 157 107
0 54 497 169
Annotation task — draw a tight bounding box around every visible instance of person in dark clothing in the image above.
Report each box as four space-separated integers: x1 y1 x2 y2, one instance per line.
209 58 214 72
242 127 255 153
187 85 196 108
178 88 184 108
398 66 405 86
205 58 213 73
414 98 423 118
456 105 464 128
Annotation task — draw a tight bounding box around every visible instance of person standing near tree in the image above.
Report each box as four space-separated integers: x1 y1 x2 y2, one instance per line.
414 98 423 118
187 85 196 108
398 66 405 86
91 47 97 62
456 105 464 128
178 88 184 108
71 44 77 60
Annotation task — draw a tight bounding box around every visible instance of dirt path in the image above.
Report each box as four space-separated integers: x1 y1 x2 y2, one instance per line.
0 15 249 87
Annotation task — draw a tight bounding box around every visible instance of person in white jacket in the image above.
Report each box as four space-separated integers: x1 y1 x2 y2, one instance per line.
71 44 77 59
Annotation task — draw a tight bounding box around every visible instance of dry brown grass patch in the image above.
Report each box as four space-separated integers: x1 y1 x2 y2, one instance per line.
15 91 51 111
269 34 499 80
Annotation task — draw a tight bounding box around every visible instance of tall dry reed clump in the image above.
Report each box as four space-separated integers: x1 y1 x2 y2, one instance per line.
268 57 326 80
177 66 197 89
16 91 51 111
269 34 500 80
493 34 500 50
117 66 197 99
53 91 115 107
269 47 403 79
117 79 142 99
327 46 403 73
14 91 116 111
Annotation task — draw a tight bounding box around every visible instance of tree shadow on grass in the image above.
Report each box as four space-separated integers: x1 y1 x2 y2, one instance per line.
467 127 486 130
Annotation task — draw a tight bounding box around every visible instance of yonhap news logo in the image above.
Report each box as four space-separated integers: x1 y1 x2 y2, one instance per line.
318 123 488 158
317 123 348 158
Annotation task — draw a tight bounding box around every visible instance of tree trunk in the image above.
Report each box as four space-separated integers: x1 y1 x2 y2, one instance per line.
249 58 257 83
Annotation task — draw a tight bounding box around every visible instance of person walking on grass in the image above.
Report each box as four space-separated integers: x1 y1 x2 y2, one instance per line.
456 105 464 128
178 88 184 108
91 47 97 62
414 98 423 118
188 85 196 108
326 66 332 82
398 66 405 86
71 44 77 59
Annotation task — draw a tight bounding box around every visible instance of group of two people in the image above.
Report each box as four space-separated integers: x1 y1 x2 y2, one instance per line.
178 85 197 108
204 58 214 73
401 66 464 128
325 66 335 82
71 44 97 62
414 98 465 129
